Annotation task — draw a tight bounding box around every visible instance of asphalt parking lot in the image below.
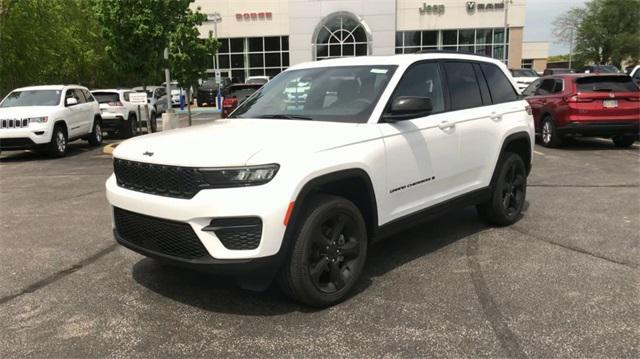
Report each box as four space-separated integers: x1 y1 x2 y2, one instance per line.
0 136 638 358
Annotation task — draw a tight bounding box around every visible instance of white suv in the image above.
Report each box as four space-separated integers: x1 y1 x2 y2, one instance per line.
91 89 156 137
0 85 102 157
106 54 534 306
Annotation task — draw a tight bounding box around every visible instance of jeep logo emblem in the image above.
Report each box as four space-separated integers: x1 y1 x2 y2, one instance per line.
143 151 154 156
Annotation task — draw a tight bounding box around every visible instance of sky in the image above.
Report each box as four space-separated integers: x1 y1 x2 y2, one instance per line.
523 0 588 55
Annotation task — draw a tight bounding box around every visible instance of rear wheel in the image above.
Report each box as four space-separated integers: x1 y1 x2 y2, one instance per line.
87 120 103 146
541 116 563 148
612 135 637 148
277 195 368 307
125 114 138 138
46 125 68 157
477 152 527 226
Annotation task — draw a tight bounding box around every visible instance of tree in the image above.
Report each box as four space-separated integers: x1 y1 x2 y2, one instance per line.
556 0 640 68
169 8 217 125
552 7 585 68
95 0 194 88
0 0 116 96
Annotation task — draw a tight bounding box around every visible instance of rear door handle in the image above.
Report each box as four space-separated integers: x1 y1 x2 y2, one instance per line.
490 112 503 121
438 120 455 129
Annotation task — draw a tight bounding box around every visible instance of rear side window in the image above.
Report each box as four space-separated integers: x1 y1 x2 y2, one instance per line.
392 62 446 113
82 90 95 102
536 79 556 95
576 76 639 92
480 63 518 103
552 80 563 93
443 62 483 110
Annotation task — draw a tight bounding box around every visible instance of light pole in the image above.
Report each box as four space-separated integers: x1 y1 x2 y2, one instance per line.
164 47 172 112
207 12 222 109
503 0 511 66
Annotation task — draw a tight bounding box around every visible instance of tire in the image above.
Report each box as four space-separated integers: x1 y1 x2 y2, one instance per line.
612 135 637 148
540 116 563 148
277 194 368 307
476 152 527 226
87 119 103 146
46 124 68 157
149 112 157 133
125 114 138 138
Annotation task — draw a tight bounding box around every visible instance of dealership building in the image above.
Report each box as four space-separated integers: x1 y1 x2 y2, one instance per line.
194 0 547 81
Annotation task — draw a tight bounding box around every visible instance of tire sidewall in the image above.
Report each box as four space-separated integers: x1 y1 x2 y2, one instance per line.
89 119 103 145
289 197 368 306
49 125 67 157
491 153 527 224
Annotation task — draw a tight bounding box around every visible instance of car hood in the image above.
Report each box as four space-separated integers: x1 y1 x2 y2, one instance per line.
0 106 58 118
112 118 373 167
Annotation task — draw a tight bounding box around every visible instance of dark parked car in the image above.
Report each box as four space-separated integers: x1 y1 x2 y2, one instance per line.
542 68 575 76
221 83 263 118
522 74 640 148
197 78 232 107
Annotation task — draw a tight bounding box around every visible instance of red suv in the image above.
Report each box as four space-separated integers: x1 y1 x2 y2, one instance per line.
522 74 640 147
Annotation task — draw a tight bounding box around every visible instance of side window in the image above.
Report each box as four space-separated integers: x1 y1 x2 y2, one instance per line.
65 89 83 103
633 71 640 81
391 62 445 113
522 78 541 97
473 63 492 105
552 79 564 93
443 61 483 110
480 63 519 103
535 79 556 96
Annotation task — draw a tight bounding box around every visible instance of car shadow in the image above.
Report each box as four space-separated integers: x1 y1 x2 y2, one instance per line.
553 137 639 151
0 141 97 162
131 206 491 315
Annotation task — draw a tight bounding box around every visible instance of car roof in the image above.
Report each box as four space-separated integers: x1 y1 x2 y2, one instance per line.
133 86 162 90
287 53 509 71
91 89 134 93
13 85 84 91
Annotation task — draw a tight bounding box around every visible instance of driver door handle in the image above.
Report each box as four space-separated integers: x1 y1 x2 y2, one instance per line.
438 120 455 129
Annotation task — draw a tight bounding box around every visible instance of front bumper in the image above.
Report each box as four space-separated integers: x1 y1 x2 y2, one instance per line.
0 126 51 150
105 175 291 261
558 120 640 137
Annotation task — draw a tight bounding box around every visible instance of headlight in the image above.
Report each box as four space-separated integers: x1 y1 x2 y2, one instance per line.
199 164 279 187
28 116 48 123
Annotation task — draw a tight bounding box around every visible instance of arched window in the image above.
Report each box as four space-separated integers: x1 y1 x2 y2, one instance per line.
313 12 371 60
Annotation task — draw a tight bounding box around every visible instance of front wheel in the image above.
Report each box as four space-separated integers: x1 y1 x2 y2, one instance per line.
477 152 527 226
87 120 103 146
277 195 368 307
46 125 68 157
612 135 637 148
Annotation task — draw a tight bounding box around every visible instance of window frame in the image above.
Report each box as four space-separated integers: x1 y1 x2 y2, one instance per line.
441 60 485 111
380 59 450 122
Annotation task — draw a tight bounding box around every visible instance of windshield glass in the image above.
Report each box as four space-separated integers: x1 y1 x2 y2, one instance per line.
1 90 61 107
576 76 638 92
92 92 120 104
511 69 539 77
231 65 397 123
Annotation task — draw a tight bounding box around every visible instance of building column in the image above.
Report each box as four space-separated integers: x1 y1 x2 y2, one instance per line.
508 26 523 69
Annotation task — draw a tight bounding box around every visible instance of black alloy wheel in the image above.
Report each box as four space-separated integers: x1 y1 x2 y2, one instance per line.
476 152 527 226
277 195 368 307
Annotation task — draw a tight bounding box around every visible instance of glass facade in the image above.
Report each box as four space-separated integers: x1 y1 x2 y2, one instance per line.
395 28 510 62
521 58 534 69
210 36 289 82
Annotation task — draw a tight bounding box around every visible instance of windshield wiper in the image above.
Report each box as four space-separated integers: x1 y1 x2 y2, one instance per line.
257 114 313 121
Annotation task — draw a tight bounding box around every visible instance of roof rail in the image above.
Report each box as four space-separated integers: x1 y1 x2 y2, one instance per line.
415 49 493 59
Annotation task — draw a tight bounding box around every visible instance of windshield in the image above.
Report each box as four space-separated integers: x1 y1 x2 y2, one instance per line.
92 92 120 104
231 65 397 123
576 76 638 92
1 90 61 107
511 69 539 77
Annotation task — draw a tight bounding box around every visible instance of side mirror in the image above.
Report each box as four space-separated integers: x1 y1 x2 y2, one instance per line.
383 96 433 122
66 97 78 106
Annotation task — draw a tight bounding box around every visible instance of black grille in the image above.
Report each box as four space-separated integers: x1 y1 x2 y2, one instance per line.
113 159 207 199
208 217 262 250
0 137 35 149
114 207 210 259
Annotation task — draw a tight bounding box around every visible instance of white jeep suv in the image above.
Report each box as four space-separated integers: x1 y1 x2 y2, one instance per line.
0 85 102 157
106 54 534 307
91 89 156 137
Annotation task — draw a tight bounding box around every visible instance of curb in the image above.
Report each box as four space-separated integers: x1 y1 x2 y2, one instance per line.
102 142 120 156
